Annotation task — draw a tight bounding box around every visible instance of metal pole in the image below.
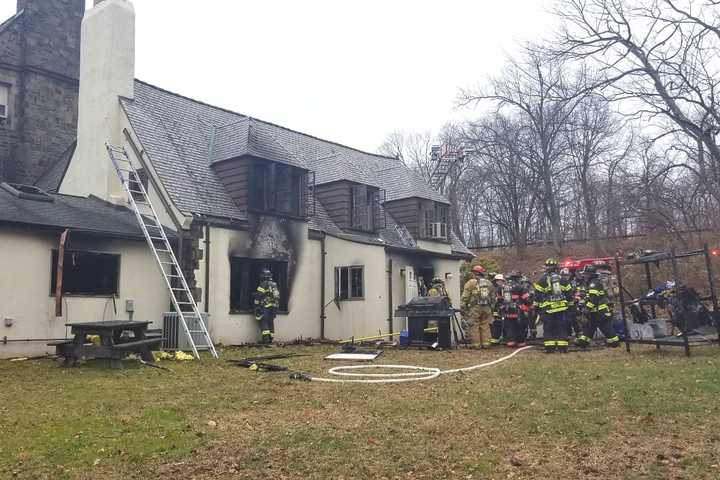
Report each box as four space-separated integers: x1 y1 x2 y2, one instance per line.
702 243 720 346
669 248 691 357
387 258 394 336
616 255 631 354
644 262 656 319
320 235 327 339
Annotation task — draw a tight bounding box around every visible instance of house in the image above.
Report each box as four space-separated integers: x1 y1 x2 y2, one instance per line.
4 0 473 354
0 0 84 184
0 182 171 358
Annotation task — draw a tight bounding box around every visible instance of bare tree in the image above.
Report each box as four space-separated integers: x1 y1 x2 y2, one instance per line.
460 49 589 253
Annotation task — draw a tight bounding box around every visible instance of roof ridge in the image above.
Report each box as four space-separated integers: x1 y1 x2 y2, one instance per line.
134 79 401 162
0 9 23 35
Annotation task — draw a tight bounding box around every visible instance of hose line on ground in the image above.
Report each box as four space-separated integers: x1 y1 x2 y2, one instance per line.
298 345 533 384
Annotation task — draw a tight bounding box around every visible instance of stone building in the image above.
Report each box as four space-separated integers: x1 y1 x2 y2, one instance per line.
0 0 83 184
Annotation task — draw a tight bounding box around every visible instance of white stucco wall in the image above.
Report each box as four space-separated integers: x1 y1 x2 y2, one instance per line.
203 224 321 345
0 227 170 358
322 236 390 340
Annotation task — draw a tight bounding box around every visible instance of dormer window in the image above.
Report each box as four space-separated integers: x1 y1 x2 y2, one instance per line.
248 159 312 218
350 184 385 232
420 201 449 241
0 83 9 122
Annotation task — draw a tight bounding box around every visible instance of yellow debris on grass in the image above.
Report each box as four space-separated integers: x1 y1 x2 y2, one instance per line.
152 351 195 361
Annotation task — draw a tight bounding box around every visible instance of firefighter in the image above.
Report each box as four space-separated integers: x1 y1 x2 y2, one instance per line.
490 274 507 345
503 271 532 347
533 258 574 353
461 265 496 347
253 268 281 344
428 277 448 297
576 264 620 348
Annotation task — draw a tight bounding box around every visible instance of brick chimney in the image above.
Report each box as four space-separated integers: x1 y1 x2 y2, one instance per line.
60 0 135 202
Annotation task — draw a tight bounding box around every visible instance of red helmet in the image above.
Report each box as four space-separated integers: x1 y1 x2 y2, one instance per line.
472 265 485 275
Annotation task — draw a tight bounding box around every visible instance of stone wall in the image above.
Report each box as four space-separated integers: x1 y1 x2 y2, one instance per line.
0 0 83 185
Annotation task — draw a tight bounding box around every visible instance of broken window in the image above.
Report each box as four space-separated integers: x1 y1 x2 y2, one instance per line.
335 266 364 300
248 160 309 217
50 250 120 296
0 83 8 121
229 258 289 312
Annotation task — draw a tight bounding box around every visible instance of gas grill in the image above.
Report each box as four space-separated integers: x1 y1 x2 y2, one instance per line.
395 296 457 348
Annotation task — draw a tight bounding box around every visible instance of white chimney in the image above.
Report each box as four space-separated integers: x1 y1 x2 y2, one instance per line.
60 0 135 202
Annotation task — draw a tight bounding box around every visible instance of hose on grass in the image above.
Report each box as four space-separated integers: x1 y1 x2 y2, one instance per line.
297 345 533 384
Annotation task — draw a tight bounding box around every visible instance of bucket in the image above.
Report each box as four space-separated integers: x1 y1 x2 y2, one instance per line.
399 330 410 347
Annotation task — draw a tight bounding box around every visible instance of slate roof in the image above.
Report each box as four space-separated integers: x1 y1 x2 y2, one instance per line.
0 9 23 35
0 185 162 240
34 141 76 193
119 80 467 256
210 118 308 169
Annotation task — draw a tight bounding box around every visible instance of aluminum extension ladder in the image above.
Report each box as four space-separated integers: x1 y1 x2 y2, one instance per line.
106 144 218 359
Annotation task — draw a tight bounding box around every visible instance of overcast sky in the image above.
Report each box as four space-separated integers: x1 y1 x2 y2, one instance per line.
3 0 558 152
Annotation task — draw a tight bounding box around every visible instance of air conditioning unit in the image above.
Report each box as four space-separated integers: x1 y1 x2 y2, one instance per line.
428 222 447 240
162 312 210 351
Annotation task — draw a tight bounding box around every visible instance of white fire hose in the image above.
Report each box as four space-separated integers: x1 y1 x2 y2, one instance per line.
297 345 533 384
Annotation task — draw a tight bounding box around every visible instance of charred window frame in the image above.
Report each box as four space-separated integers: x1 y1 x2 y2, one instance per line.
335 266 364 300
248 159 312 218
50 250 120 297
229 257 289 312
350 184 385 231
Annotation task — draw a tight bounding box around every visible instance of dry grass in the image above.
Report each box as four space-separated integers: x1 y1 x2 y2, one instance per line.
1 344 720 479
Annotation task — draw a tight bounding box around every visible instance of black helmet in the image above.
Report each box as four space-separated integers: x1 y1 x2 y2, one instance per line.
260 268 273 280
431 277 444 285
509 270 522 280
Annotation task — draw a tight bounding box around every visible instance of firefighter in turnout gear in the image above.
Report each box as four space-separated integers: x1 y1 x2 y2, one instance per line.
576 264 620 348
490 273 505 345
502 271 532 347
534 258 574 353
253 268 281 344
461 265 496 347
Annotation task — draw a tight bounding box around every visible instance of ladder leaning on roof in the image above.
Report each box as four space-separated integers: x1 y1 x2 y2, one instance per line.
105 144 218 360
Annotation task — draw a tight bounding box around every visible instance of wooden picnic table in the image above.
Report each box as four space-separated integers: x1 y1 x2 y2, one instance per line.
49 321 162 368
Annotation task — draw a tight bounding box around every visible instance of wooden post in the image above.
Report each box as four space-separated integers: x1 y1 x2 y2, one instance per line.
55 229 70 317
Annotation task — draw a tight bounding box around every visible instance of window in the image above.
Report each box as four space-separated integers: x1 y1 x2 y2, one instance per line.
335 266 364 300
0 84 8 120
248 160 309 217
350 184 385 231
421 202 449 240
50 250 120 296
229 257 289 312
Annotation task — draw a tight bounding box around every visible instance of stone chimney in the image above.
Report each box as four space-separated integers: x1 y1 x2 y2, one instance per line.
60 0 135 202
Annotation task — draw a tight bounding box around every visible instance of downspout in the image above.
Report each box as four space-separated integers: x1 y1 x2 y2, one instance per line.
387 258 393 335
320 234 327 339
204 223 210 314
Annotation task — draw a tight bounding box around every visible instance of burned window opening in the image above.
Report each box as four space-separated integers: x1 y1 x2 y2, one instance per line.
335 266 364 300
50 250 120 296
229 257 289 312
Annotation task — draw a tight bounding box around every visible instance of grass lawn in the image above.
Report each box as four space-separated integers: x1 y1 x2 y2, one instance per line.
1 344 719 479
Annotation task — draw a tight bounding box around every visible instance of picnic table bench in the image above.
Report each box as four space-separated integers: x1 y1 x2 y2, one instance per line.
49 321 162 368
